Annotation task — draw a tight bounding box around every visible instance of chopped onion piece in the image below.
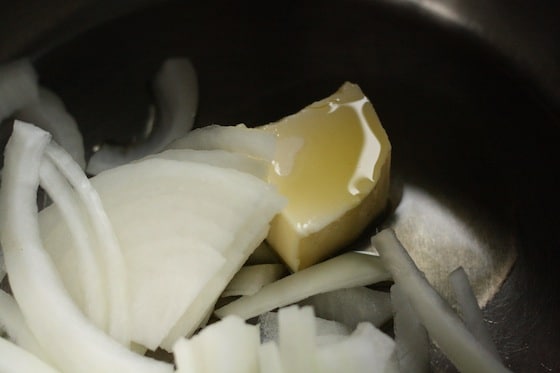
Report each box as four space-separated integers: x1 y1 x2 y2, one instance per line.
0 121 172 373
87 58 198 174
371 228 511 373
214 252 390 320
0 59 38 123
449 266 500 359
38 158 106 329
167 124 277 161
17 88 86 169
299 286 393 329
144 148 270 180
316 321 396 373
258 311 350 346
0 290 49 361
278 305 318 373
222 264 288 297
45 142 130 345
258 341 285 373
0 337 59 373
390 284 430 373
173 315 260 373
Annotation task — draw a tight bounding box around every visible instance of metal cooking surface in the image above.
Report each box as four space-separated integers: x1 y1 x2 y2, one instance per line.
1 0 559 371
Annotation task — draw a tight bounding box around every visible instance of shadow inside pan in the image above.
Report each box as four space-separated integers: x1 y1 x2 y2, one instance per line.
19 0 560 371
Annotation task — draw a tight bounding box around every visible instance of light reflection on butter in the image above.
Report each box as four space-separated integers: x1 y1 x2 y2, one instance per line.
387 184 516 308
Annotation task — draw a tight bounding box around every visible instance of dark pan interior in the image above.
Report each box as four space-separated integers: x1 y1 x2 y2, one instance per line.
3 0 560 371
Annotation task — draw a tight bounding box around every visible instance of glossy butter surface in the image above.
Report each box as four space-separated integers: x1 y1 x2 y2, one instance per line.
262 82 391 271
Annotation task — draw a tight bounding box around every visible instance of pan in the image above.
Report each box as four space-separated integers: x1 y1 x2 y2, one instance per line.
1 0 559 371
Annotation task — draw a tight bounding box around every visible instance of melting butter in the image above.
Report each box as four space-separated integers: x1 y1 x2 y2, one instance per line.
261 82 391 271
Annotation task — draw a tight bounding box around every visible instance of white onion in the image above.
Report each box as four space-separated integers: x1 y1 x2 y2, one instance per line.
214 252 390 321
0 59 39 123
371 228 511 373
0 120 172 373
17 88 86 169
449 266 500 358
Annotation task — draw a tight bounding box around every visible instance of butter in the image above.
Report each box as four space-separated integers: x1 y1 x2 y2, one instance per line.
261 82 391 272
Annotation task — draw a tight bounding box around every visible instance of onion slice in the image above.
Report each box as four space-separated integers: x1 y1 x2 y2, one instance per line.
0 120 172 373
0 59 39 123
214 252 390 321
87 58 198 174
0 338 59 373
222 264 288 297
0 290 49 361
299 286 393 329
390 284 430 373
371 228 511 373
449 266 500 359
17 88 86 169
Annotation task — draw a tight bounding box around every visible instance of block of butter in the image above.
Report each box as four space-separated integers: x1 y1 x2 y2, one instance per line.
261 82 391 272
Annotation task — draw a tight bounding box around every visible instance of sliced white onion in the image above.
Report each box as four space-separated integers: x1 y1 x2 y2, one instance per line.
87 58 198 174
214 252 390 321
299 286 393 329
390 284 430 373
0 290 49 361
166 124 277 161
173 315 260 373
258 341 285 373
143 148 270 180
45 142 130 345
316 321 396 373
371 228 511 373
258 310 350 346
0 59 39 123
278 305 318 373
16 88 86 169
449 266 500 359
222 264 287 297
0 120 172 373
0 337 59 373
38 158 106 329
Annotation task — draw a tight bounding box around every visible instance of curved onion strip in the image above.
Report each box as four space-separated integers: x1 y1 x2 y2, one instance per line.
17 88 86 169
214 252 390 321
166 124 277 162
0 121 172 373
87 58 198 174
222 264 287 297
299 286 393 329
0 290 49 361
371 228 511 373
45 142 129 345
39 158 106 329
390 284 430 373
449 266 500 359
0 59 39 123
0 338 59 373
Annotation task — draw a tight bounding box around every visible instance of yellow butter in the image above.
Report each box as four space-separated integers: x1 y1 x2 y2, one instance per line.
261 82 391 271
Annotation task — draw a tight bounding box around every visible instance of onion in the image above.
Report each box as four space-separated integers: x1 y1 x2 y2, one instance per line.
87 58 198 174
390 284 430 373
449 266 500 359
222 264 288 297
0 290 49 361
16 88 86 169
0 59 39 123
371 228 511 373
299 286 393 329
167 123 277 161
0 120 172 373
214 252 390 321
0 338 59 373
